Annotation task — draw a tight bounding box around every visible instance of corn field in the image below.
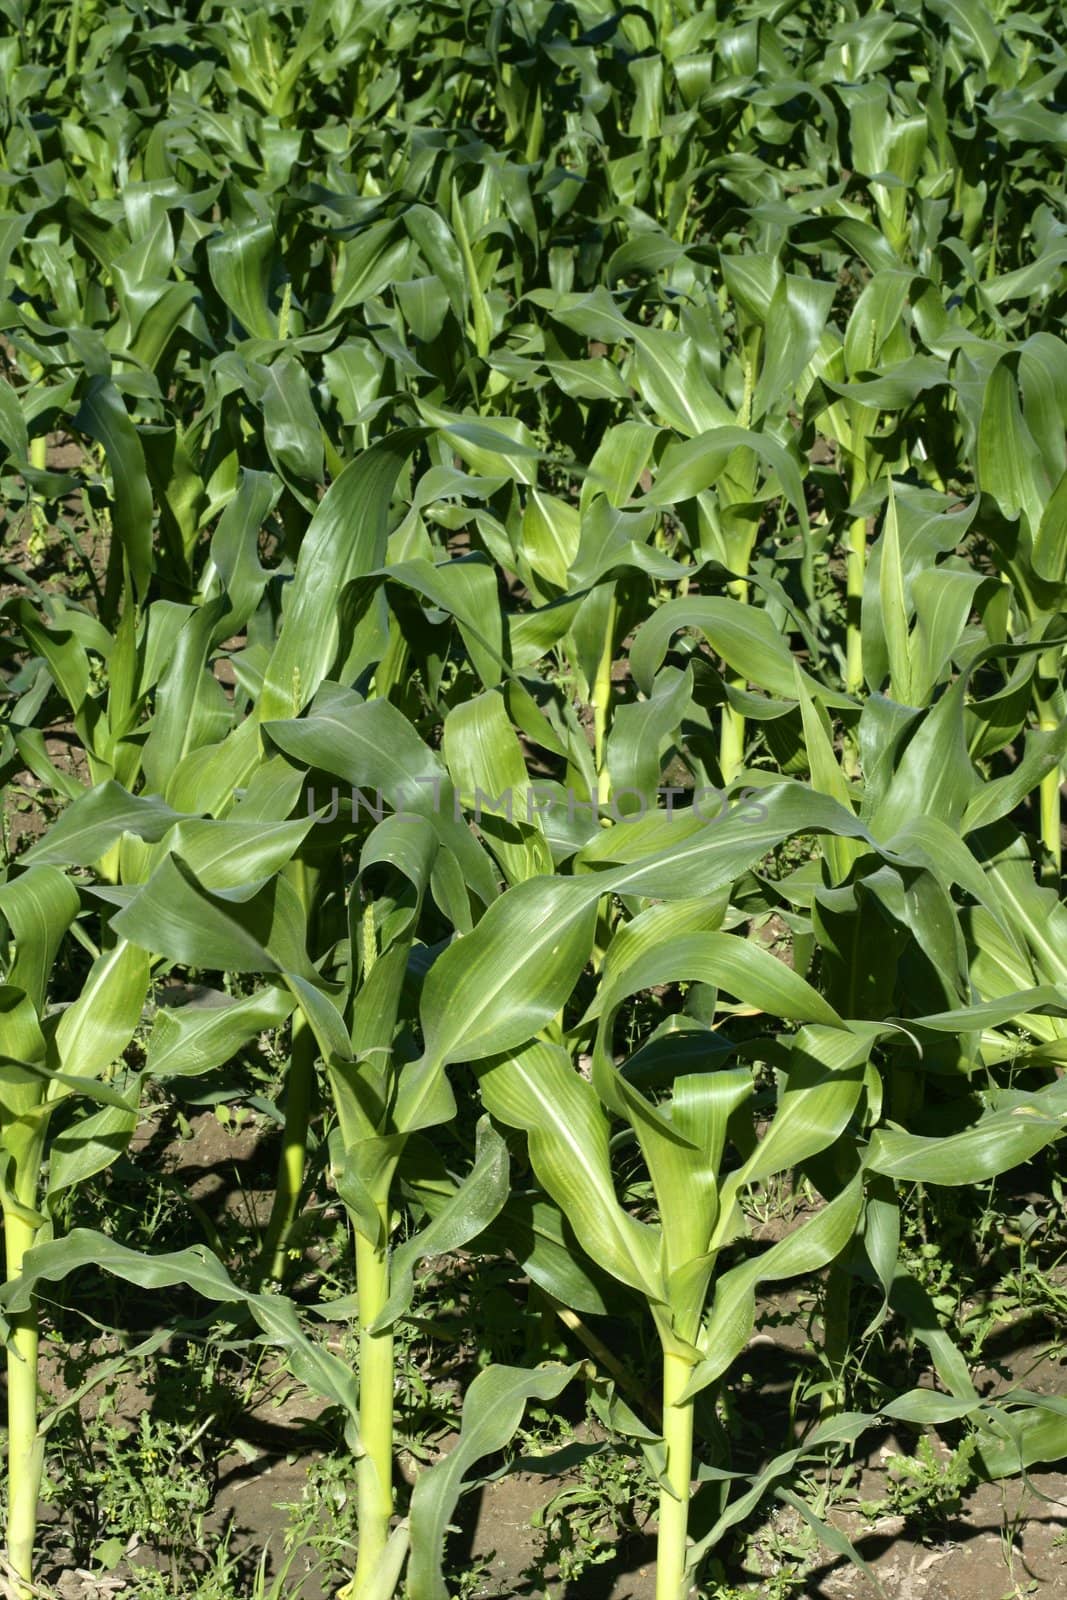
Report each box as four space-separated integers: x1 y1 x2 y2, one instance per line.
1 0 1067 1597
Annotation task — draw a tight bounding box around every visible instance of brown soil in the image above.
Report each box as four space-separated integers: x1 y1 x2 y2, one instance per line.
128 1100 279 1231
825 1479 1067 1599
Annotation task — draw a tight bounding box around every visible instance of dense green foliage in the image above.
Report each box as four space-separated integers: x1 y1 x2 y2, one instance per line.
1 0 1066 1595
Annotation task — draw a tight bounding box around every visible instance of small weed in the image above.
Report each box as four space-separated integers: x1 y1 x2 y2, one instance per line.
278 1453 359 1593
507 1411 658 1595
862 1435 978 1528
41 1403 218 1582
704 1500 819 1599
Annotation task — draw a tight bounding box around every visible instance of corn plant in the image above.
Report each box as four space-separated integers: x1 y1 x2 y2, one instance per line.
1 0 1067 1594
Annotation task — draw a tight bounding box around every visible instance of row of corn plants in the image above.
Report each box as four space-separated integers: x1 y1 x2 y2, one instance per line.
2 0 1067 1596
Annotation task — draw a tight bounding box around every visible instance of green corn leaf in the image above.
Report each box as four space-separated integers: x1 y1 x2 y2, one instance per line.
977 360 1048 534
477 1040 663 1299
442 690 553 885
877 485 913 704
0 1230 362 1433
371 1117 510 1330
631 596 848 705
144 985 295 1079
1031 468 1067 585
207 221 277 341
406 1362 579 1600
46 1103 138 1200
865 1081 1067 1183
258 434 425 722
264 690 499 906
0 867 82 1014
74 378 154 604
49 939 150 1084
111 855 319 981
685 1176 865 1397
